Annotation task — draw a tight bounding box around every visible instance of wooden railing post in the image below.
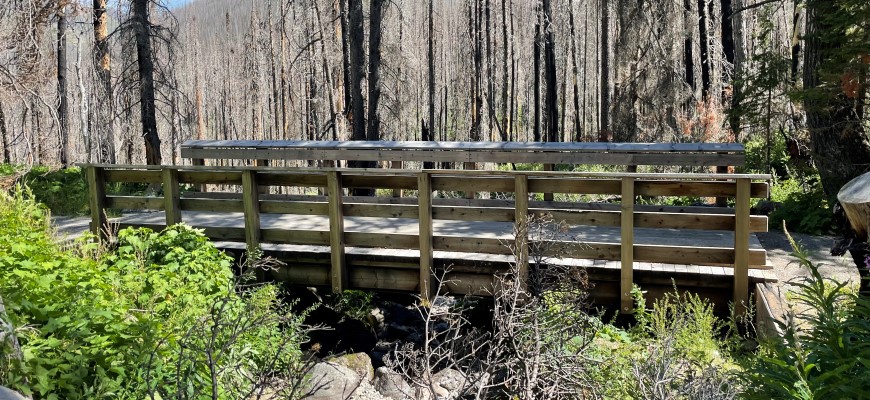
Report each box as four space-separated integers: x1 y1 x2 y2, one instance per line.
163 168 181 226
241 169 262 252
327 171 347 293
86 166 107 240
391 161 403 197
191 158 205 192
463 162 476 199
255 160 270 194
514 174 530 287
620 177 635 313
733 178 751 317
418 172 434 302
543 163 555 201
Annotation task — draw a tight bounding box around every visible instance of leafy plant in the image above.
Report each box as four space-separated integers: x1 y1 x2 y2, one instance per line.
769 173 834 235
743 230 870 399
0 186 308 398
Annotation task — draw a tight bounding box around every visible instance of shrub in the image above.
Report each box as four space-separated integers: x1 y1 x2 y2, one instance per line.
0 186 307 398
743 232 870 399
769 173 834 235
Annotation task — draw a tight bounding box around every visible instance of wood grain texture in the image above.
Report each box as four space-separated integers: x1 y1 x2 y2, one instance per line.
621 177 635 313
327 171 347 293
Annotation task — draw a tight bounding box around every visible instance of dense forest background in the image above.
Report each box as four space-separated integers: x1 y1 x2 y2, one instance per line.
0 0 867 192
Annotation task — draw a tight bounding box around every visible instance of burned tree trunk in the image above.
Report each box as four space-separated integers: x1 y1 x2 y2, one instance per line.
541 0 558 142
93 0 115 163
132 0 161 165
366 0 384 143
57 2 70 166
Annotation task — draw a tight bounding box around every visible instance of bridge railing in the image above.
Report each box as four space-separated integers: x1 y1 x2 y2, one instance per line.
85 165 769 315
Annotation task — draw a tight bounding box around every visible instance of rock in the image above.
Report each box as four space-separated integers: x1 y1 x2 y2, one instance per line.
0 387 26 400
432 368 467 396
413 368 468 400
331 352 375 382
304 361 362 399
373 367 414 400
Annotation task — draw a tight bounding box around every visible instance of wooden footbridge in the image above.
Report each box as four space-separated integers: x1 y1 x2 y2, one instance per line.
84 141 773 315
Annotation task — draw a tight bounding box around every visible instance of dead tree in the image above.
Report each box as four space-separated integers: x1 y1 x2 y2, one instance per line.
56 1 69 166
131 0 161 165
541 0 558 142
93 0 116 163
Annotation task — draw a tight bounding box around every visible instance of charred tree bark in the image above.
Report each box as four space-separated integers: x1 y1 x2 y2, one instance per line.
568 1 582 142
132 0 161 165
425 0 436 169
367 0 384 143
542 0 558 142
499 0 510 142
698 0 712 98
533 4 541 142
0 99 9 163
57 2 70 166
93 0 115 163
599 0 610 141
348 0 366 145
339 0 352 118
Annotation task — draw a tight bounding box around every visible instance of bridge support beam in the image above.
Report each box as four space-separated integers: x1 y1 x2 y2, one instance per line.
327 171 347 293
620 177 635 313
86 166 107 240
514 174 530 288
733 178 751 317
241 170 262 252
418 172 434 302
163 168 181 226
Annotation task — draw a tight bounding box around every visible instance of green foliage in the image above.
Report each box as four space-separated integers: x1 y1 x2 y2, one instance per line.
587 287 739 398
743 231 870 399
743 133 790 177
769 173 834 235
0 165 90 216
0 187 305 398
330 290 375 323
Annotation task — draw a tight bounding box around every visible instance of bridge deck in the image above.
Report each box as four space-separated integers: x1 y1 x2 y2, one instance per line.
117 210 773 280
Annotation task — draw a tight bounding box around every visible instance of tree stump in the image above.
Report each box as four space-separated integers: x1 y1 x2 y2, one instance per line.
838 171 870 292
838 171 870 241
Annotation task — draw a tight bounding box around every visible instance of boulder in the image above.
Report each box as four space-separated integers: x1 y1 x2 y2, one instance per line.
331 352 375 382
373 367 414 400
304 361 362 399
0 387 26 400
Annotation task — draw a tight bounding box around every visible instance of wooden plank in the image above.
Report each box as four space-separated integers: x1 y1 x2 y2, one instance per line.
261 200 328 215
418 172 434 302
432 176 514 192
391 161 403 197
182 139 745 153
241 170 261 251
528 178 621 195
87 166 107 239
327 171 347 293
191 158 205 191
343 174 417 190
345 203 419 219
178 170 243 185
434 206 514 222
180 198 244 213
87 164 769 180
636 181 768 198
181 147 745 166
515 175 530 285
258 172 328 187
734 178 751 317
260 229 330 245
103 169 161 184
106 196 163 210
345 232 419 249
542 164 554 201
162 169 182 226
621 177 635 314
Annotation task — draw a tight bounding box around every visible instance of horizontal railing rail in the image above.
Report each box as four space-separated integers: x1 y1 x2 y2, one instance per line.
84 164 769 316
